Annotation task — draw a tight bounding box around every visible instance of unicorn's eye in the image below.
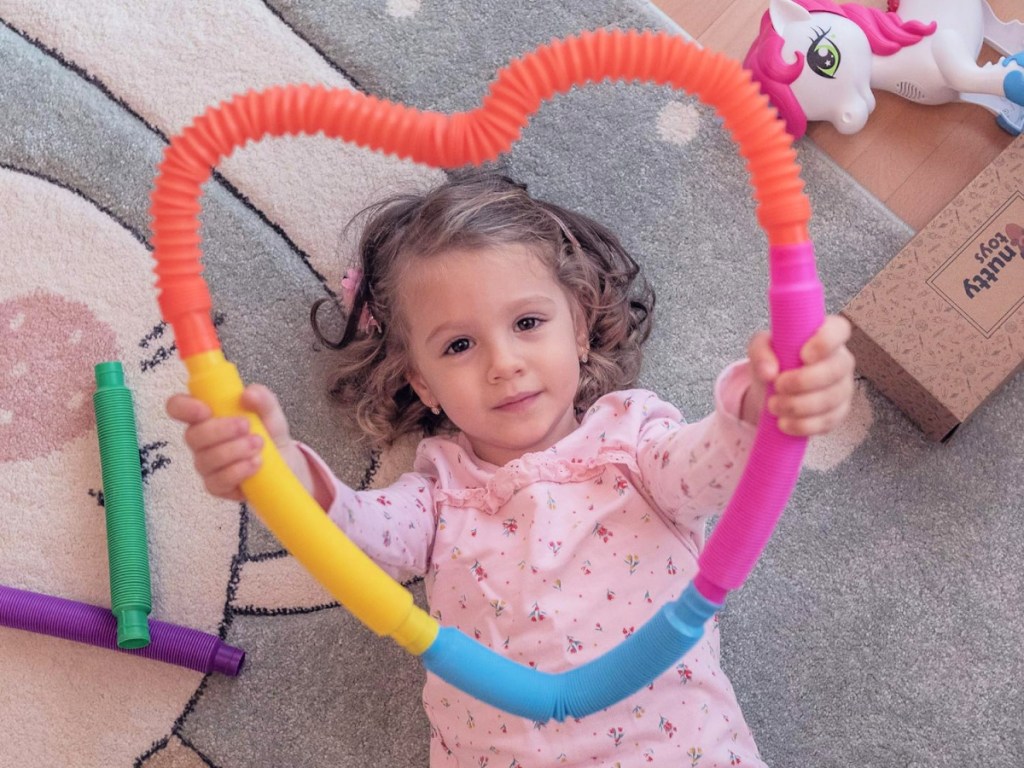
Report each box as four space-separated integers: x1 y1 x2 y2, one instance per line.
806 27 841 79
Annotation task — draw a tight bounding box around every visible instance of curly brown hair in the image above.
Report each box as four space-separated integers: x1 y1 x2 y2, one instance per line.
311 170 654 447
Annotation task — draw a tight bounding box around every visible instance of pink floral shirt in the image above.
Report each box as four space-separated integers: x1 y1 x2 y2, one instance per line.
304 362 766 767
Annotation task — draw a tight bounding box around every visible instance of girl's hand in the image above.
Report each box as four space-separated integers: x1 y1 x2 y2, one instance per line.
741 315 855 436
166 384 313 502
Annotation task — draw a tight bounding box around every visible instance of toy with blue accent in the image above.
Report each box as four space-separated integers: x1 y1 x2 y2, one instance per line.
745 0 1024 138
149 29 825 720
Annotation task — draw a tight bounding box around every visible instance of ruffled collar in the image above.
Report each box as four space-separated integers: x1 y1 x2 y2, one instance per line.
426 402 641 515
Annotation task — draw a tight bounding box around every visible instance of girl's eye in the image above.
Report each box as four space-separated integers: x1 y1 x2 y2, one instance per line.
445 338 471 355
516 317 542 332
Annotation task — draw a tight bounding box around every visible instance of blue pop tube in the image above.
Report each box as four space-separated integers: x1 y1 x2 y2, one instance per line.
421 582 718 721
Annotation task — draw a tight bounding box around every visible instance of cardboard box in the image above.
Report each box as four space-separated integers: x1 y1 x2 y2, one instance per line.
842 135 1024 441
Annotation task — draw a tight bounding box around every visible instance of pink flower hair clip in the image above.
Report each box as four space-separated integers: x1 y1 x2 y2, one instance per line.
340 267 381 335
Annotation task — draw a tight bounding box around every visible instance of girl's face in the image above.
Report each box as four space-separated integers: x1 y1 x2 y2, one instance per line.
402 245 588 467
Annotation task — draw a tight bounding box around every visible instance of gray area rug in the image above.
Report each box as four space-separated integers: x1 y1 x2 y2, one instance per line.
1 1 1021 766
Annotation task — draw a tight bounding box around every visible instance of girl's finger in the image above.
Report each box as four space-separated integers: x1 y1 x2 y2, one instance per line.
775 346 855 395
194 433 264 477
777 396 852 436
183 415 252 453
204 455 262 499
241 384 291 444
746 330 778 382
166 394 212 425
800 315 852 365
770 377 853 420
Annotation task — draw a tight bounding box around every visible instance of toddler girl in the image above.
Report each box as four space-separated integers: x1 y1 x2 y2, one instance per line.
168 171 854 766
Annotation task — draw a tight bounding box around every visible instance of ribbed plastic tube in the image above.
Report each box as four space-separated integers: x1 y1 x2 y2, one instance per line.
695 242 824 603
149 29 823 719
0 584 244 676
422 583 718 721
93 361 152 649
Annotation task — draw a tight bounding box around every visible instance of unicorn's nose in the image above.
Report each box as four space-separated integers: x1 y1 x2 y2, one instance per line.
838 111 864 133
837 84 875 134
838 103 871 134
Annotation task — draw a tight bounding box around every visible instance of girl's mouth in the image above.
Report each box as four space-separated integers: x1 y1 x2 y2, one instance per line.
495 392 540 412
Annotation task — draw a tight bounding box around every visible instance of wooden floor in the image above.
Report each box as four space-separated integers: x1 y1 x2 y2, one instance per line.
652 0 1019 230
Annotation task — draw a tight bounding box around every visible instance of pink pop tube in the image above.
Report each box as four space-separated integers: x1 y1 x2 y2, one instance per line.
145 31 824 713
694 243 825 603
0 584 244 676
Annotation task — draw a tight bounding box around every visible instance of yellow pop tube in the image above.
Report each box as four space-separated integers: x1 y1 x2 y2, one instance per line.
152 30 814 668
184 351 438 655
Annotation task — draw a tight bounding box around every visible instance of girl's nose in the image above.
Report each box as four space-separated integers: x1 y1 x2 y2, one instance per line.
487 341 525 382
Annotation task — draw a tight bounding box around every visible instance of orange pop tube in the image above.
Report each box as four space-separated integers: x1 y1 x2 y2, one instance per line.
150 30 814 657
151 30 809 359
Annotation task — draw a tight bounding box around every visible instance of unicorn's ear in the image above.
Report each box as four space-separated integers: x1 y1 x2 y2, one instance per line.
768 0 812 31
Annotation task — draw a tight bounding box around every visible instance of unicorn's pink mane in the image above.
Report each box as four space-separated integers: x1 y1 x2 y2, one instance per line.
743 0 936 137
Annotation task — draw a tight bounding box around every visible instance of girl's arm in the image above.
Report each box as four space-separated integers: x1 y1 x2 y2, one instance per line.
167 384 437 583
636 362 756 526
297 445 437 584
637 316 855 527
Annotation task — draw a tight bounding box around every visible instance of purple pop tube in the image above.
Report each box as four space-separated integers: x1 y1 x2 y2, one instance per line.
694 242 825 602
0 584 244 676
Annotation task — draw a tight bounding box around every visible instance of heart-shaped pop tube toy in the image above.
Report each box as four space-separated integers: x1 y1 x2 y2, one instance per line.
150 29 824 721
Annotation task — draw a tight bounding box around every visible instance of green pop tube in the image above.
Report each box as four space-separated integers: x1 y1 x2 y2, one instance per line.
93 361 152 649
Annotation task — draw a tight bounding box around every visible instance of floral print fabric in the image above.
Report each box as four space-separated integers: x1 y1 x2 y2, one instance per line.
303 362 768 767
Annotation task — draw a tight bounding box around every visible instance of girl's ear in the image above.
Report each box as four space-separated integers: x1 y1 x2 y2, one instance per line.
572 302 590 354
577 332 590 363
406 368 437 410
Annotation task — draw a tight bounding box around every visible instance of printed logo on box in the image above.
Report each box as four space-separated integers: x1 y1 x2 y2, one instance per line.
928 192 1024 338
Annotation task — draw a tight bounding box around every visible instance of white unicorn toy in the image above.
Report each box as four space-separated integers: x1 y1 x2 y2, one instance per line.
744 0 1024 137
